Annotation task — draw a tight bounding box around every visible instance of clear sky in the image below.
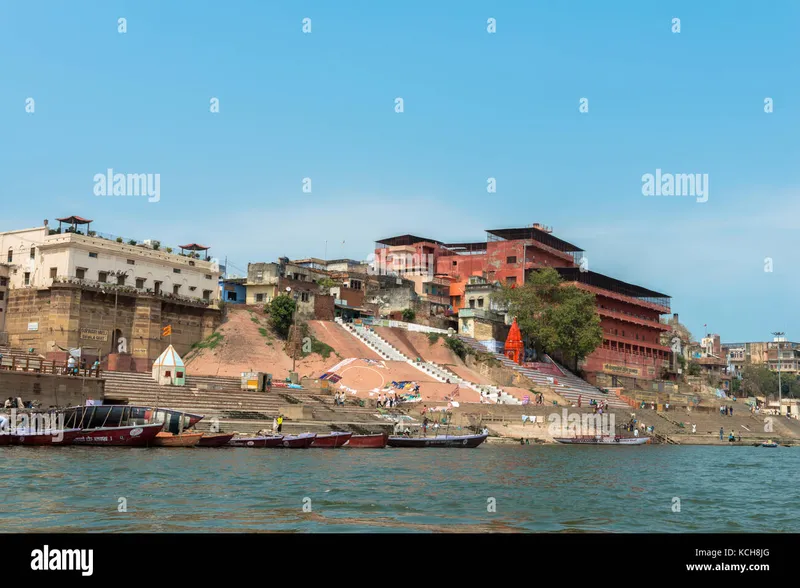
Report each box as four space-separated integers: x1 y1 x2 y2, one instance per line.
1 0 797 342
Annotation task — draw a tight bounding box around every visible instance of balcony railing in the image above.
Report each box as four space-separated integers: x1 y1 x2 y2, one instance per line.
46 228 212 260
51 276 218 308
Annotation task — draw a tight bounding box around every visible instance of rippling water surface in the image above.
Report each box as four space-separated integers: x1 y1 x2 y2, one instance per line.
1 445 797 532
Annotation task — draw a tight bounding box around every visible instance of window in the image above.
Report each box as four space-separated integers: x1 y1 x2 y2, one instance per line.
98 272 108 283
300 292 310 303
24 272 30 286
452 261 457 267
173 284 181 295
205 274 212 280
189 261 195 267
6 250 12 263
202 290 212 301
506 256 517 264
350 279 363 290
49 267 57 279
469 298 475 308
127 259 135 265
255 293 265 303
30 247 35 259
76 268 86 280
0 277 6 287
117 275 126 286
154 281 162 295
89 252 98 259
136 278 145 289
0 292 4 301
256 272 263 281
189 286 197 291
173 268 181 274
478 297 484 308
506 276 517 285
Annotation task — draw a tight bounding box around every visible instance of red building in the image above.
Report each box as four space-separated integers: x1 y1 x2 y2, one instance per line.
375 224 673 384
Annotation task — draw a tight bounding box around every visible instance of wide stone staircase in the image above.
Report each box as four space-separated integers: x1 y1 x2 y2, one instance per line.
100 371 390 435
336 319 514 403
457 335 630 410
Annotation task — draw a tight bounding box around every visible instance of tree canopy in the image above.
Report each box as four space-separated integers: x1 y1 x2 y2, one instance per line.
269 294 296 338
739 364 800 399
493 267 603 369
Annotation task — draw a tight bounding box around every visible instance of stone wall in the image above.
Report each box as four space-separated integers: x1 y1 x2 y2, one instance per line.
0 370 105 407
4 285 220 372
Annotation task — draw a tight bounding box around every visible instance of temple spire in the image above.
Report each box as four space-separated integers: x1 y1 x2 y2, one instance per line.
504 317 524 365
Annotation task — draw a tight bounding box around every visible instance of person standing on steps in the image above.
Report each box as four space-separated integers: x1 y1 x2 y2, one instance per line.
719 427 724 441
277 415 283 433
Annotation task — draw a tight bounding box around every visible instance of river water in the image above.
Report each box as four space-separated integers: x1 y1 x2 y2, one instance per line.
1 445 796 532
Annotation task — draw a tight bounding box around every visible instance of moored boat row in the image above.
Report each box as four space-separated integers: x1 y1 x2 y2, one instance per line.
1 404 492 449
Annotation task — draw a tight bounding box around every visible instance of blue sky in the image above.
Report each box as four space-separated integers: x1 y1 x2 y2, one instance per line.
1 0 797 342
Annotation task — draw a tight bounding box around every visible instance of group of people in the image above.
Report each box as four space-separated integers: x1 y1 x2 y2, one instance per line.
65 356 101 377
719 405 735 417
376 392 399 409
333 391 347 406
720 427 741 442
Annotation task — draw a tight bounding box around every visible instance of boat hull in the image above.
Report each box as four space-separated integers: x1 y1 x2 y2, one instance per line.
553 436 649 445
278 433 316 448
198 433 235 447
311 432 352 448
152 432 203 447
387 433 488 448
346 433 388 448
12 428 83 446
73 423 164 446
228 436 284 448
64 405 203 434
0 434 11 446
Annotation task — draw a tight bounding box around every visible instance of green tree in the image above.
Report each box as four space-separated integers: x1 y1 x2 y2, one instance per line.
686 361 702 376
269 294 296 338
402 308 415 322
494 267 603 370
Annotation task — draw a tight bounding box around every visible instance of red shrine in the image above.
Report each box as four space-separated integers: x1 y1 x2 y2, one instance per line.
504 317 524 365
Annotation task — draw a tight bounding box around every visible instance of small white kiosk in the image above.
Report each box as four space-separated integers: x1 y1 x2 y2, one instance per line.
152 345 186 386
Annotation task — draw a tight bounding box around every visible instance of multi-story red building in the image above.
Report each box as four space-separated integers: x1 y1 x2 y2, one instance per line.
375 224 673 385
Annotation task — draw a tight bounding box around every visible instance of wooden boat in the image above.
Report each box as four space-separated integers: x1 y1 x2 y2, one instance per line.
553 435 649 445
198 432 235 447
73 423 164 446
12 428 83 446
310 432 352 448
387 432 488 448
64 405 203 434
151 431 203 447
0 434 11 446
277 433 316 448
346 433 388 448
228 435 284 448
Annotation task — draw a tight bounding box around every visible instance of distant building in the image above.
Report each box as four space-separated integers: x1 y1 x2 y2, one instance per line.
219 277 246 304
375 224 673 385
723 336 800 376
0 215 221 370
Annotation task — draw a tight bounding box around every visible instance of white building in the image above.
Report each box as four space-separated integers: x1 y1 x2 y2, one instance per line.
0 217 220 303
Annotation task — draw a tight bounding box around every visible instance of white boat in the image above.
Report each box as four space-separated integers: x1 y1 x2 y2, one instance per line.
553 435 649 445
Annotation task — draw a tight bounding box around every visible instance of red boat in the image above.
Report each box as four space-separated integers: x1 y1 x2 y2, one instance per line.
12 428 83 446
310 432 352 448
228 435 284 448
73 423 164 447
277 433 316 448
346 433 388 448
198 432 235 447
0 433 11 446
